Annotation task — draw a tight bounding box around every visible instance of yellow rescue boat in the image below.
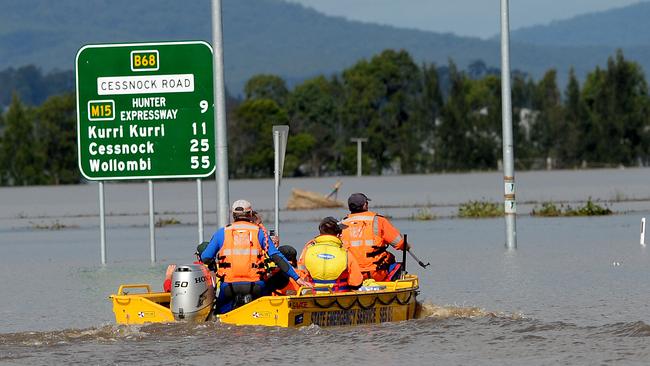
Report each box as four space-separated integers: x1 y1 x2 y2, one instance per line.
110 274 419 328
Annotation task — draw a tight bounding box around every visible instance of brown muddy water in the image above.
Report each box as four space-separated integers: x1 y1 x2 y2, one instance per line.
1 169 650 365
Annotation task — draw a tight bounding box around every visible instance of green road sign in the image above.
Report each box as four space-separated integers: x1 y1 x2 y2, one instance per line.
76 41 215 180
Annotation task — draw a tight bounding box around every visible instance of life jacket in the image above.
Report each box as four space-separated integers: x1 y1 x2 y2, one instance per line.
217 221 266 283
304 235 350 291
341 211 389 272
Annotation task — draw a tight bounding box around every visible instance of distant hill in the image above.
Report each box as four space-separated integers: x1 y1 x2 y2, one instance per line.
1 0 650 95
510 1 650 47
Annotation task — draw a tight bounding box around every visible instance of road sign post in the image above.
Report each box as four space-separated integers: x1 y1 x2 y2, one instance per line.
273 125 289 236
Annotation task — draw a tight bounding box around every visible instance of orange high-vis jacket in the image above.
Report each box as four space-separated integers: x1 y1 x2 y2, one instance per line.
340 211 404 273
217 222 266 283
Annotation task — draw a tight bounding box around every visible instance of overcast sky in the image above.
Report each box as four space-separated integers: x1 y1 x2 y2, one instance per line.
286 0 644 38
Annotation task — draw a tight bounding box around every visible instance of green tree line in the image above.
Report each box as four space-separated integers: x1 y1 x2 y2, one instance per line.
1 49 649 185
0 65 74 106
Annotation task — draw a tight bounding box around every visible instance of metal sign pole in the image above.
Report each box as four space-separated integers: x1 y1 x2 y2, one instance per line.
350 138 368 177
274 130 281 236
501 0 517 249
99 181 106 265
197 178 204 243
148 180 156 262
212 0 230 228
272 125 289 236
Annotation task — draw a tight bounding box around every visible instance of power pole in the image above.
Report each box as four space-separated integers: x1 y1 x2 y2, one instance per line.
350 138 368 177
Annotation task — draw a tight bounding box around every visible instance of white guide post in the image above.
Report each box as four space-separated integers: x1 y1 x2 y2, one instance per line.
641 218 646 247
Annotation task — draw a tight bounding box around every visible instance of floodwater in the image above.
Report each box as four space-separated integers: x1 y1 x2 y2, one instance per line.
1 169 650 365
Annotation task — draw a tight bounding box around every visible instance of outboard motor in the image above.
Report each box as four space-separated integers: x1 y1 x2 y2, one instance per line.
170 264 215 322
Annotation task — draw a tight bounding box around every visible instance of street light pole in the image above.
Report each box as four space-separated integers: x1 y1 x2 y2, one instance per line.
350 138 368 177
501 0 517 249
211 0 230 228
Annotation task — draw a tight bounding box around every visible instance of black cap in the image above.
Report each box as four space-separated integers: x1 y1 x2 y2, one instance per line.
319 216 348 235
195 241 209 256
278 245 297 263
348 193 371 210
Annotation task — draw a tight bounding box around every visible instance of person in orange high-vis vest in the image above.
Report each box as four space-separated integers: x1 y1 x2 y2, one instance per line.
341 193 408 282
201 200 312 313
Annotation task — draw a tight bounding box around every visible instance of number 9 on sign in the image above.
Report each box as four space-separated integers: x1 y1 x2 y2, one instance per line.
191 156 210 169
200 100 209 113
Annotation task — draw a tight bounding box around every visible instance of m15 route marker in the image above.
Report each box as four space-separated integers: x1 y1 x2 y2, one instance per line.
76 41 215 264
76 41 215 179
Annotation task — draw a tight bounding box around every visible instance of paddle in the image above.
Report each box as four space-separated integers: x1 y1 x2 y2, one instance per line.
408 249 430 269
402 234 430 269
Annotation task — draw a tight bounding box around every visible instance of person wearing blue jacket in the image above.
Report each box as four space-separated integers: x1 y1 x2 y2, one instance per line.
201 199 312 313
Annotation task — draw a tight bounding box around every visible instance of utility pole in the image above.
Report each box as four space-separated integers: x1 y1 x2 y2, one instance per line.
350 138 368 177
501 0 517 249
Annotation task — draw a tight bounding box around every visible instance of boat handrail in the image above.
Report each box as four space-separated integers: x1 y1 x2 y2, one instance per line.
388 277 418 290
117 284 152 295
298 284 334 296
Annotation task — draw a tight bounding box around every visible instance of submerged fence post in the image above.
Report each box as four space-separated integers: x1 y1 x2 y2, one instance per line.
501 0 517 249
641 217 646 247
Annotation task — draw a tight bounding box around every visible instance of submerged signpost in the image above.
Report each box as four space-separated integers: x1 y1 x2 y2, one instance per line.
273 125 290 237
76 41 216 263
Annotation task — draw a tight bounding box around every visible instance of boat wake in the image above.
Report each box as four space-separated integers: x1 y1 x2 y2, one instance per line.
415 301 523 320
0 324 152 346
2 312 650 350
